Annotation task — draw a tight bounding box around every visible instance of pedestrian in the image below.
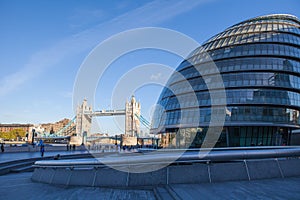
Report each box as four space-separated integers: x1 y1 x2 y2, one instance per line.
54 154 60 160
67 144 69 151
1 143 4 153
73 144 76 151
40 144 45 157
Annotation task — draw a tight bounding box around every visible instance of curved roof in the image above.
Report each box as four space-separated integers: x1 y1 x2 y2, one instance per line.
191 14 300 58
229 14 300 29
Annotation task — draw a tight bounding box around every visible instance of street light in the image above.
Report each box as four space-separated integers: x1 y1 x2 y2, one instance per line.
31 129 35 145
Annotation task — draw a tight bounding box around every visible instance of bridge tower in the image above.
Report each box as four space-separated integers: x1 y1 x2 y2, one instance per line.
125 95 141 136
72 99 92 145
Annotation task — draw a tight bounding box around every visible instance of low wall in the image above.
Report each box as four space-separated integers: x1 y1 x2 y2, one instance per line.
31 158 300 187
31 148 300 187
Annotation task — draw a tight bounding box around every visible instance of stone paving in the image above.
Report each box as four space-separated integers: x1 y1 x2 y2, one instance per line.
1 172 300 200
0 150 89 163
171 177 300 200
0 173 156 200
1 151 300 200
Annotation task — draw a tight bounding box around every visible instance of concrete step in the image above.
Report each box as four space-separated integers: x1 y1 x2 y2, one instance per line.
10 165 35 173
0 153 94 176
154 186 175 200
0 161 34 175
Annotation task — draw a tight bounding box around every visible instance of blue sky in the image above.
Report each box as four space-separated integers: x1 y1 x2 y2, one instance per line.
0 0 299 134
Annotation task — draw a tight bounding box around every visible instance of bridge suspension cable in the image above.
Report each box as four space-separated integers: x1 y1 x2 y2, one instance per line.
135 113 151 129
56 116 76 136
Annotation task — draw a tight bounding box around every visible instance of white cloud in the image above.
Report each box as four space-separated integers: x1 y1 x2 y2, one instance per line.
0 0 210 97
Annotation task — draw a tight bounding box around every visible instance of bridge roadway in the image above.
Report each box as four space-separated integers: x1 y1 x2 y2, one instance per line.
84 109 126 116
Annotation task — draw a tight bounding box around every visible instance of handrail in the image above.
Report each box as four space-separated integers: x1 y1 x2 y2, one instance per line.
33 147 300 168
33 159 210 169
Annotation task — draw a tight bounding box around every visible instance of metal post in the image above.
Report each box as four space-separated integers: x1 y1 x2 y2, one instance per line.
120 134 123 148
226 127 230 147
31 129 35 145
288 128 292 145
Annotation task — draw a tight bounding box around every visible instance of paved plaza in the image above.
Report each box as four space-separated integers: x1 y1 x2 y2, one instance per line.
0 173 156 200
0 150 89 163
172 178 300 200
1 172 300 200
1 150 300 199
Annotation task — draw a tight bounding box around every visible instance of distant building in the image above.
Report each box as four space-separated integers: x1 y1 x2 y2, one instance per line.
0 123 33 134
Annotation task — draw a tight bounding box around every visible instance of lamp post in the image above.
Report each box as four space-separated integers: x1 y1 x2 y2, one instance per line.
31 129 35 145
82 131 87 145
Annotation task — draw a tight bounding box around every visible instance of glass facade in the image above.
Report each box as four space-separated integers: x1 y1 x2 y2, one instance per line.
151 14 300 148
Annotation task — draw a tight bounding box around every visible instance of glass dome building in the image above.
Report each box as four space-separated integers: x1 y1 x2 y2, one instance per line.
151 14 300 148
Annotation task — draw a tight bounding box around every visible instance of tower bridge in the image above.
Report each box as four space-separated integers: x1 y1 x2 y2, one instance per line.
72 95 145 145
36 95 149 145
75 95 142 136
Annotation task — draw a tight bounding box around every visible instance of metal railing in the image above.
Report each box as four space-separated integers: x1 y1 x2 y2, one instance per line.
33 146 300 169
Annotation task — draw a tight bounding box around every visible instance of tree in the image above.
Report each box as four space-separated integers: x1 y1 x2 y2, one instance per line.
0 129 27 140
10 128 26 139
0 131 13 140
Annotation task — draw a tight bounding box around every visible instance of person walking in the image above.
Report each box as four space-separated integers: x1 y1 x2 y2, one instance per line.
40 144 45 157
1 143 4 153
